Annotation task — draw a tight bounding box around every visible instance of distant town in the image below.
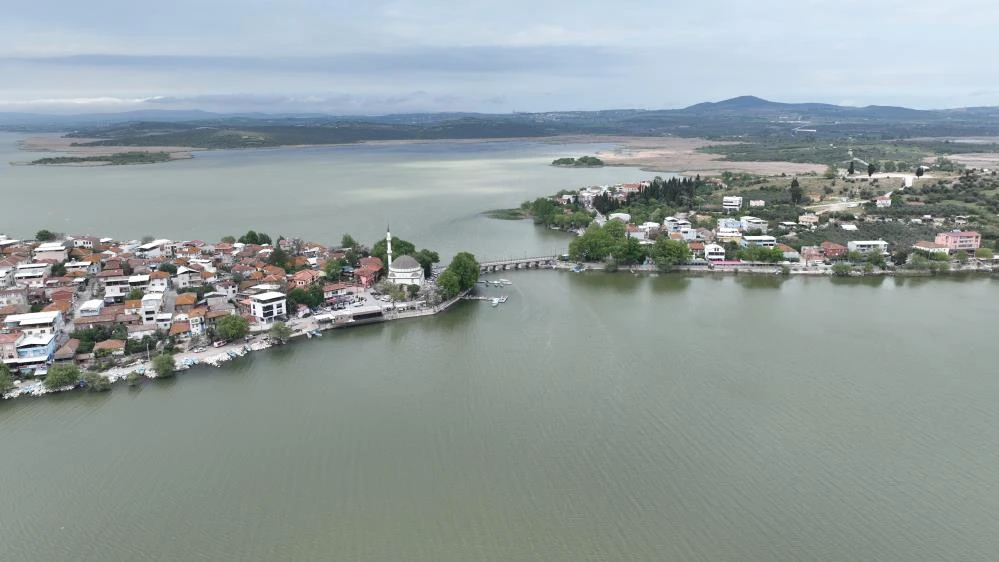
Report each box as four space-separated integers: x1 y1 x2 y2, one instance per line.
0 229 481 399
516 162 998 275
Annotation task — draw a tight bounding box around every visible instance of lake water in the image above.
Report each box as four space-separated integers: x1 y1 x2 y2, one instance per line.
2 136 999 561
0 133 657 259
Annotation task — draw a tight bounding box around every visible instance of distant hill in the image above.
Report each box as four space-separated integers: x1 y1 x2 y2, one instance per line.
6 96 999 141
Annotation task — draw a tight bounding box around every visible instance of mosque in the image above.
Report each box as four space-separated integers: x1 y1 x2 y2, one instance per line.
385 227 425 287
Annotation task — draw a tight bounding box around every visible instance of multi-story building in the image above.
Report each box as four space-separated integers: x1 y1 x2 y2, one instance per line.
934 231 981 254
847 240 890 255
740 216 768 234
250 292 287 324
722 196 743 212
3 311 65 337
741 235 778 248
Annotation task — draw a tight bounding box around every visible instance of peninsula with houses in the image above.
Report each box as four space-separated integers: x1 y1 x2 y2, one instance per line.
510 158 998 274
0 229 481 400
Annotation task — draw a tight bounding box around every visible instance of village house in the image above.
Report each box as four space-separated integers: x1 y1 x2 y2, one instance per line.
11 332 58 369
874 195 892 208
625 224 646 241
740 216 768 234
53 338 80 363
148 270 171 292
820 241 848 259
722 196 743 212
93 339 126 356
174 292 198 313
33 241 69 263
798 213 819 227
912 241 949 255
778 244 800 261
135 239 173 259
741 235 777 248
78 299 105 318
688 241 705 259
0 266 14 289
14 263 50 288
847 240 890 255
64 260 100 276
290 269 325 288
934 230 981 254
704 243 727 261
3 311 65 337
749 200 765 208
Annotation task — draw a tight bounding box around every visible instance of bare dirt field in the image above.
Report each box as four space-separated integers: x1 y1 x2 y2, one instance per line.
936 153 999 168
586 137 826 176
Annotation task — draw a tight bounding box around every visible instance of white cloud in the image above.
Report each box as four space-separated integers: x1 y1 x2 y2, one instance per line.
1 0 998 112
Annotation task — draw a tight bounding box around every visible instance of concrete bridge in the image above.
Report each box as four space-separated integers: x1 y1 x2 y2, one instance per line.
479 256 559 273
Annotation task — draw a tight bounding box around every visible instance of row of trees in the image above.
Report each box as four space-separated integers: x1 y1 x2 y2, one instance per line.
593 176 704 215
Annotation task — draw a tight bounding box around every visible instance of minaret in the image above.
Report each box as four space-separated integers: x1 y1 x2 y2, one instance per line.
386 224 393 271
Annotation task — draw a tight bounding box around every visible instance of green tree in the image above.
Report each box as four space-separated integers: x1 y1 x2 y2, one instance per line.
650 238 691 271
823 164 838 179
268 321 293 344
371 237 417 266
915 166 924 177
0 363 13 394
158 262 177 274
35 229 57 242
266 246 290 269
221 236 236 244
436 269 460 299
238 230 260 245
789 177 804 205
955 251 969 264
615 236 647 265
867 162 877 177
341 234 358 249
152 353 176 378
447 252 480 291
257 233 273 245
414 249 440 278
975 247 994 259
568 223 615 262
216 315 250 341
323 258 346 281
83 372 111 392
407 284 421 299
126 288 145 301
529 197 557 226
50 261 67 277
44 364 81 390
848 161 855 175
831 262 853 276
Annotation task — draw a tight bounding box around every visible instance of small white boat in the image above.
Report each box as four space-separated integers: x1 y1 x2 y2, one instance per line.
498 296 508 303
498 279 512 285
490 298 500 307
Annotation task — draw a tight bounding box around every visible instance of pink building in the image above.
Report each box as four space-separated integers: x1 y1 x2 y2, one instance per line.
934 231 981 253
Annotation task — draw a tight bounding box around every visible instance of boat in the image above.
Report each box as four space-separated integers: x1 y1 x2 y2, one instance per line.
490 298 500 307
571 263 585 273
498 296 508 303
310 330 323 337
498 279 512 285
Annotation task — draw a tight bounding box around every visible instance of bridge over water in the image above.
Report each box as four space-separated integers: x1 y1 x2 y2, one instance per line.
478 256 559 273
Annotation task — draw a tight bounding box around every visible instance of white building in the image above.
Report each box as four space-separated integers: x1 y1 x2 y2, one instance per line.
64 261 99 276
847 240 889 255
14 263 50 288
740 216 768 234
875 196 892 208
385 229 425 288
141 293 164 325
33 241 69 263
749 200 766 208
0 267 14 289
78 299 105 317
798 213 819 226
250 292 288 323
3 311 65 337
128 274 151 293
101 273 130 302
715 228 742 242
135 239 173 258
704 243 727 261
741 235 777 248
722 196 743 212
608 212 631 223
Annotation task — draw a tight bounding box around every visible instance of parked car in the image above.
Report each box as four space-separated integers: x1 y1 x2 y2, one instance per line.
212 340 227 348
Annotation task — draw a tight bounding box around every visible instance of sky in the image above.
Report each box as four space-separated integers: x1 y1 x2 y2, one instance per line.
2 0 997 115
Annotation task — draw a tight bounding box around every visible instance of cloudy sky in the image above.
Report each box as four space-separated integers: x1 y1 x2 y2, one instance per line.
2 0 995 114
